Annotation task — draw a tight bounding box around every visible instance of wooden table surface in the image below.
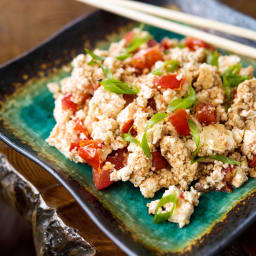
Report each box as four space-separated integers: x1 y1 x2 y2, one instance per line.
1 1 256 256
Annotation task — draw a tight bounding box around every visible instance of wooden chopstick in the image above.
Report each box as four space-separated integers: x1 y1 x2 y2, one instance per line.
108 0 256 41
76 0 256 59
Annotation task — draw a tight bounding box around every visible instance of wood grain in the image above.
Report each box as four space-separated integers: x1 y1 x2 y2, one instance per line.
0 0 256 255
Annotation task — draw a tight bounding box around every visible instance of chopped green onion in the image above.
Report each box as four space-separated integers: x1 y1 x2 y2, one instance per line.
101 79 139 95
85 48 105 61
116 53 132 61
123 112 168 158
168 85 196 112
177 43 185 49
146 112 169 130
99 64 113 79
123 133 140 146
152 60 180 76
194 154 240 165
117 25 151 61
85 48 113 79
222 64 249 101
187 118 200 161
153 194 178 224
206 50 219 67
141 112 169 158
141 132 151 158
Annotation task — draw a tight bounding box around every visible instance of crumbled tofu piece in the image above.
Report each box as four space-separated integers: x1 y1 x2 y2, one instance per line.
231 165 248 188
47 82 61 99
110 166 133 182
160 136 198 189
147 186 200 228
240 66 254 78
117 102 137 127
227 79 256 129
196 85 224 106
194 63 219 90
167 47 205 65
218 55 240 74
47 120 81 162
200 124 236 155
146 122 165 148
195 161 227 191
85 86 126 127
126 147 152 187
52 97 72 124
241 130 256 158
134 109 150 135
91 119 124 150
139 169 177 198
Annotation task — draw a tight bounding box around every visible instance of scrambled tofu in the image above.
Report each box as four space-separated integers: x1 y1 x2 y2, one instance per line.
47 27 255 228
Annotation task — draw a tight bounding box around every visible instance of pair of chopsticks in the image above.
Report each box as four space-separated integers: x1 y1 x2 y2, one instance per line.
76 0 256 59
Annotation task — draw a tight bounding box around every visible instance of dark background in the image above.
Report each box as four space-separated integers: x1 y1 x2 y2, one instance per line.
0 0 256 255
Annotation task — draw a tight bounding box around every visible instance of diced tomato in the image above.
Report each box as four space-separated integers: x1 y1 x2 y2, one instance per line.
69 141 80 152
169 109 190 136
79 139 103 148
131 45 163 70
154 74 185 90
223 165 233 184
221 184 232 193
62 93 77 113
123 94 136 107
249 155 256 168
147 98 157 111
147 39 158 47
121 119 134 133
185 37 212 51
195 103 217 126
221 165 233 192
179 192 185 200
107 148 128 170
92 148 128 190
74 119 90 138
123 31 136 45
93 167 114 190
160 38 174 50
78 140 103 170
152 151 168 170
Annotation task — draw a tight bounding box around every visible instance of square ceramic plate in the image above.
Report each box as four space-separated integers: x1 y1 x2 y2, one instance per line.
1 1 256 255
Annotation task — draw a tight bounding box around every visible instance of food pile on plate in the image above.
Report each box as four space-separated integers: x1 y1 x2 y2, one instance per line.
47 26 256 227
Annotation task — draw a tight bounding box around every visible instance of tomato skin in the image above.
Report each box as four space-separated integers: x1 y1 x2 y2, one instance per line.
62 93 77 113
93 148 128 190
147 39 158 47
169 109 190 136
123 94 136 107
107 148 128 170
131 45 163 70
147 98 157 111
195 103 217 126
74 119 90 138
152 151 168 170
69 141 80 152
121 119 134 134
249 155 256 168
185 37 212 51
93 168 114 190
123 31 136 45
78 140 103 170
154 74 184 90
160 38 174 50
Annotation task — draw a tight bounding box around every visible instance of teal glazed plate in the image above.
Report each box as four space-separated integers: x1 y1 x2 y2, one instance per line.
1 1 256 255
